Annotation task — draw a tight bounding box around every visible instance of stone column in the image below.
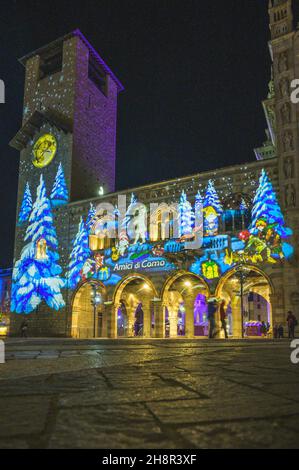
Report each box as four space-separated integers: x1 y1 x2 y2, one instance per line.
168 307 178 338
142 299 152 338
127 305 137 337
231 296 242 338
184 296 196 339
151 300 164 338
105 303 118 338
100 307 108 338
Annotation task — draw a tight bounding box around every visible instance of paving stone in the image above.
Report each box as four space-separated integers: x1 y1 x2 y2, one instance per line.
0 396 50 437
49 405 162 449
147 397 297 425
177 418 299 449
0 438 29 449
0 340 298 448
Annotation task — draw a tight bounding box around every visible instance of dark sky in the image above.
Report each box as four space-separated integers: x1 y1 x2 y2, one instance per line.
0 0 297 268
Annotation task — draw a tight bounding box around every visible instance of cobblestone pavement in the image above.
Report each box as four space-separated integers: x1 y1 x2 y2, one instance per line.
0 338 299 449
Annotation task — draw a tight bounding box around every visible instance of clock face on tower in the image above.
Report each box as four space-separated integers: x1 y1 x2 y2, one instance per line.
32 134 57 168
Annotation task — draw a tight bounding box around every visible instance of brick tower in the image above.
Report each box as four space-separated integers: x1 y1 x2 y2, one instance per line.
11 29 123 203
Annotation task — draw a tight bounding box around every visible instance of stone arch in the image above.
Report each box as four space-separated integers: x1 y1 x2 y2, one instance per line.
161 270 210 299
113 273 159 305
215 265 275 298
113 273 159 338
71 279 106 339
215 265 274 338
161 271 211 338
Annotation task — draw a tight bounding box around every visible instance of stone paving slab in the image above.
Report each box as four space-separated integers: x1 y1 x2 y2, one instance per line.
0 339 298 449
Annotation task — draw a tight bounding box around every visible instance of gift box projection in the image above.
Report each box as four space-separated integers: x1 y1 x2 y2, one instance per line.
8 7 299 338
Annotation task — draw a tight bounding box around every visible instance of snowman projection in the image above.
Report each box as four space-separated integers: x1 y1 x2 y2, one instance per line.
116 230 130 257
203 181 223 237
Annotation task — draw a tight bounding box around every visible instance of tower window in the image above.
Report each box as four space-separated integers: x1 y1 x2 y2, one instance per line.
39 45 63 80
88 54 107 96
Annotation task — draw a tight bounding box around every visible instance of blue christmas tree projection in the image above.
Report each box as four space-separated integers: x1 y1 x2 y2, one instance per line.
18 182 32 225
179 191 194 237
11 175 65 314
203 180 223 236
121 193 138 231
194 190 203 229
86 203 96 232
245 169 293 261
240 198 248 211
50 163 68 206
67 218 91 288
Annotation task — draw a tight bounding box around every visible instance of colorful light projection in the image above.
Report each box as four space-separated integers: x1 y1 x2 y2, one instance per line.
12 175 65 314
18 182 32 225
50 162 69 206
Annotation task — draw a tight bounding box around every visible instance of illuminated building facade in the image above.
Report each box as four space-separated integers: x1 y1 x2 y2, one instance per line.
8 1 299 338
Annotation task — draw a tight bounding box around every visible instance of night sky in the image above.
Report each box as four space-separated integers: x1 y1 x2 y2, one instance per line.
0 0 298 268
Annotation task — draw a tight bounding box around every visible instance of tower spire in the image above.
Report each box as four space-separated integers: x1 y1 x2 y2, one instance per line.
268 0 293 39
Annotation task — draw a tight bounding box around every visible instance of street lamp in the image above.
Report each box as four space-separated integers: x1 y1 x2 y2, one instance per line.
90 283 103 338
234 263 248 339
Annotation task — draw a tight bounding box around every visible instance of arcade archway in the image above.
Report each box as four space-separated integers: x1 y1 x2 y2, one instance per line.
113 274 158 338
71 281 106 338
162 271 210 338
216 266 274 338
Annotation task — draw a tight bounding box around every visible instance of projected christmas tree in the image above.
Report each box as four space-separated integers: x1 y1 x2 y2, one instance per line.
179 191 194 237
195 190 203 228
50 163 68 206
250 169 292 238
67 218 91 288
11 175 65 314
86 203 96 232
18 182 32 224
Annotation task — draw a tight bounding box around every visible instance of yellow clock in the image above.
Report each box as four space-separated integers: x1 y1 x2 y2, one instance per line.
32 134 57 168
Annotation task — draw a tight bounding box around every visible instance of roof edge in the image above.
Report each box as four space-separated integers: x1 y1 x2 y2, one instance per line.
19 29 124 92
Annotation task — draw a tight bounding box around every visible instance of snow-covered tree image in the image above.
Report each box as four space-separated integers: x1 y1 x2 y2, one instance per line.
195 190 203 226
179 191 194 237
50 162 68 206
203 180 223 236
86 203 96 232
67 218 91 289
241 169 294 262
121 193 137 231
240 198 248 211
11 175 65 314
250 169 292 239
204 180 223 215
18 182 32 225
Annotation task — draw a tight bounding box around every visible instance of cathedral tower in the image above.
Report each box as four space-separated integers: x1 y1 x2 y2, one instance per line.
269 0 293 39
268 0 299 315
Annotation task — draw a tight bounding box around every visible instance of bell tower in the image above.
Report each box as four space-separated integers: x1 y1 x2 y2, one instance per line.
10 30 124 203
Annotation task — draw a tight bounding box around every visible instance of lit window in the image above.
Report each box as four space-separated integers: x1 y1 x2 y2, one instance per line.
36 238 48 260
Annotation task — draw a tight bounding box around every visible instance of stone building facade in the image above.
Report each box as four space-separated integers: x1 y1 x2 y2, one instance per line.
8 1 299 339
